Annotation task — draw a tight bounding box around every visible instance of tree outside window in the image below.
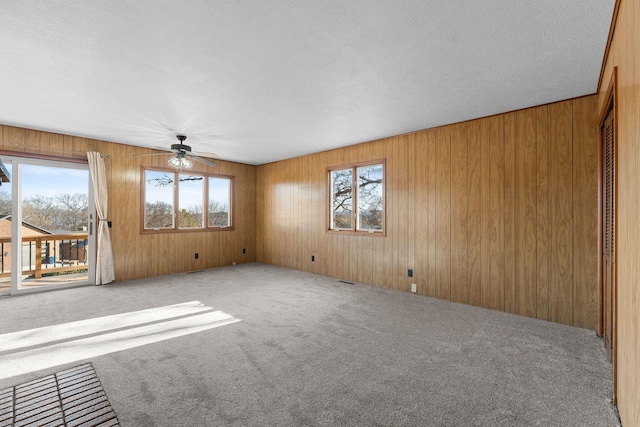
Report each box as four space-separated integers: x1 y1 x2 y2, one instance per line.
331 169 352 230
178 173 204 228
208 177 230 227
144 170 174 229
328 160 384 235
143 168 233 232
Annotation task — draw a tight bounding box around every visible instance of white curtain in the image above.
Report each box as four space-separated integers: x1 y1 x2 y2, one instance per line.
87 152 115 284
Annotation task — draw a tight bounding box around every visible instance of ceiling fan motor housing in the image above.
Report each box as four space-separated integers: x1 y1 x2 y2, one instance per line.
171 135 191 152
171 143 191 152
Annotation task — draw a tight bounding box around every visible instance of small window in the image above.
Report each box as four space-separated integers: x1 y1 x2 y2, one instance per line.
208 177 231 227
178 173 204 229
356 164 383 231
142 168 234 233
328 160 385 235
330 168 353 230
144 170 175 230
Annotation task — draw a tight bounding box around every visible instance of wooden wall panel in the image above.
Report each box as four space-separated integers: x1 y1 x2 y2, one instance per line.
467 120 482 308
256 95 599 332
572 96 599 330
479 118 493 309
3 127 25 153
414 132 428 296
405 134 415 292
381 139 394 288
503 112 516 315
435 126 452 300
25 129 42 155
514 109 537 318
393 136 407 290
487 115 505 312
598 1 640 424
535 105 550 322
450 123 468 304
0 125 257 282
425 129 438 298
548 100 574 325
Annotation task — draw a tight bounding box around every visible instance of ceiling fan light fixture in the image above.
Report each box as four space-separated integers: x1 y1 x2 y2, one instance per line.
134 134 215 168
168 155 193 169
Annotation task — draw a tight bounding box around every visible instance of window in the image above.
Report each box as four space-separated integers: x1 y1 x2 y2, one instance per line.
328 160 385 235
208 177 231 227
143 168 233 232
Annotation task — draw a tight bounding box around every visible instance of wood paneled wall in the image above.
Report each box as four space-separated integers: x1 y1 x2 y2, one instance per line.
0 126 256 281
257 96 599 330
598 0 640 425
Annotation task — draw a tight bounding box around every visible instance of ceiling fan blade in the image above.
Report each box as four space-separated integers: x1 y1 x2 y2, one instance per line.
133 152 172 158
153 145 185 154
191 156 218 168
186 151 219 159
192 151 219 159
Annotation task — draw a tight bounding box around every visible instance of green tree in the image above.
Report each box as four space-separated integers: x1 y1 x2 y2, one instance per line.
178 207 202 228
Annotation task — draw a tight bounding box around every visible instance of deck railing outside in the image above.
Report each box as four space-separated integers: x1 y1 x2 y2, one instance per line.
0 233 89 279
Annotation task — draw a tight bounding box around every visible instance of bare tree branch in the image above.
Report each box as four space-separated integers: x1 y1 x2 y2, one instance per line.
147 175 203 188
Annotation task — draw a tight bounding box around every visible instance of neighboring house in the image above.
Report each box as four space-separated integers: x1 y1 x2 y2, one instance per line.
0 214 51 237
0 215 53 273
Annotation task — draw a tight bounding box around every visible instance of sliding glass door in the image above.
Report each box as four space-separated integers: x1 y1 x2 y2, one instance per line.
0 161 13 295
0 156 95 295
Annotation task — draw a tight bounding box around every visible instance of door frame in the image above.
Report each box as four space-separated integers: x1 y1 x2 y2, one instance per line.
597 66 618 403
1 155 95 295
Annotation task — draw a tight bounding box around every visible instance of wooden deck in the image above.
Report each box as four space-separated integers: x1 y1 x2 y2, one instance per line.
0 233 90 293
0 272 89 293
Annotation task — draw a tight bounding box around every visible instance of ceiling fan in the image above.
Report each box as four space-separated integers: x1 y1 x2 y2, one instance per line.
135 134 218 168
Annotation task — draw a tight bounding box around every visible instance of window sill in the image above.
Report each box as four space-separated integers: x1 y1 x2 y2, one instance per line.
141 226 235 235
326 229 385 237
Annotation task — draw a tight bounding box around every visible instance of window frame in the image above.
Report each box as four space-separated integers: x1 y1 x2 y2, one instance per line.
326 159 386 237
141 166 234 234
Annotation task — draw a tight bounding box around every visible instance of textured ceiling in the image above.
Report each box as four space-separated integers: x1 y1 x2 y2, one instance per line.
0 1 614 165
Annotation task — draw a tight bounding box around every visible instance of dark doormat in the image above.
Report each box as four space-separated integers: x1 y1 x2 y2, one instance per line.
0 363 119 426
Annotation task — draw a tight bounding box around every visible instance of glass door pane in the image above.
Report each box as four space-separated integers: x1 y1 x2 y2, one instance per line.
0 160 12 295
18 162 91 290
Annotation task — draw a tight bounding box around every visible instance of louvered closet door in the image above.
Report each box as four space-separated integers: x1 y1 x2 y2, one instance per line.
602 107 615 362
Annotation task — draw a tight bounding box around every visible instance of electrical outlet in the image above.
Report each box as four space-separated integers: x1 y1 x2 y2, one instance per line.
195 253 199 259
411 283 417 293
311 255 315 262
242 248 246 254
408 269 413 277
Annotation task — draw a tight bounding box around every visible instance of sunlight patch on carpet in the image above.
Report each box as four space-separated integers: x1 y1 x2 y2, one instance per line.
0 301 241 381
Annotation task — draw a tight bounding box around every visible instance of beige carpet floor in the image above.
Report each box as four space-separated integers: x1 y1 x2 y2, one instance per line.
0 263 620 426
